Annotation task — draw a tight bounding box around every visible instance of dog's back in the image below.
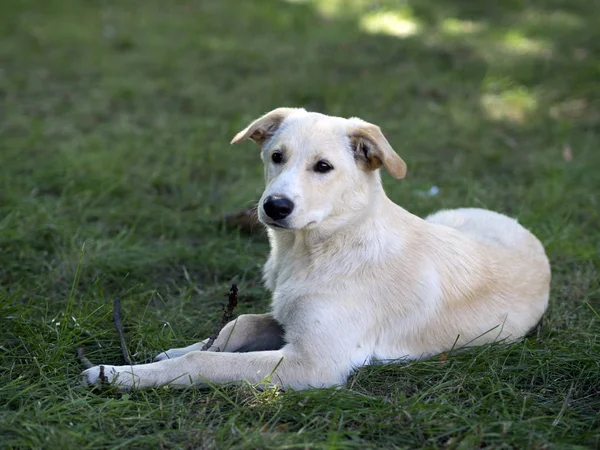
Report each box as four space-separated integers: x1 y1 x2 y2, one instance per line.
426 208 546 255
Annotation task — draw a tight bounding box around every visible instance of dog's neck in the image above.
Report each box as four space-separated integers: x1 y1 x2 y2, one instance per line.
261 174 420 293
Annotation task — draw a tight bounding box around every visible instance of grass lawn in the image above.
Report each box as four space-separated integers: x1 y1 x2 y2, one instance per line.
1 0 599 448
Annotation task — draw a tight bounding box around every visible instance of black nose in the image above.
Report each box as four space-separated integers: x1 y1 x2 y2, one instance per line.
263 196 294 221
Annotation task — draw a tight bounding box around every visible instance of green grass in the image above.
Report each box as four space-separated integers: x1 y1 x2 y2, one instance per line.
1 0 599 448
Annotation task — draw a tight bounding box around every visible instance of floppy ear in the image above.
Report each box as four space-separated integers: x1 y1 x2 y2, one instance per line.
231 107 299 145
348 120 407 179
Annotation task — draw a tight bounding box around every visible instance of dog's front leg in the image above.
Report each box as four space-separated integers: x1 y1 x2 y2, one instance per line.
82 346 347 391
154 313 285 361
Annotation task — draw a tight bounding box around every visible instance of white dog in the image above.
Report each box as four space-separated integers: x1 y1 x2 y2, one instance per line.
83 108 550 390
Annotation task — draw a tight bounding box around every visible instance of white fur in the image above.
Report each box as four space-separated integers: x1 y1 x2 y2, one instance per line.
83 109 550 391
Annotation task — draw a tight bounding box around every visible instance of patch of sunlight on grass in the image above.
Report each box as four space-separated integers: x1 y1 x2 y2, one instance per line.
481 82 537 124
441 18 486 36
302 0 371 18
285 0 423 39
360 10 420 38
501 30 552 56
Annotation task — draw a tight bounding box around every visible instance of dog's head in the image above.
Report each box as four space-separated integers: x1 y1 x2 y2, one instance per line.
231 108 406 231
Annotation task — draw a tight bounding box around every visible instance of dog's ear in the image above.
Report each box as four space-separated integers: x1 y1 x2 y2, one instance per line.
348 120 407 179
231 108 299 145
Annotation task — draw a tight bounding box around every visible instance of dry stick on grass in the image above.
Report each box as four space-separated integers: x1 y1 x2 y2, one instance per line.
201 284 239 351
75 297 132 384
78 288 235 378
113 297 133 365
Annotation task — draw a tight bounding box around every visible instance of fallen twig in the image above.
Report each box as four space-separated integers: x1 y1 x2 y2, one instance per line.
113 297 133 365
75 345 95 369
201 284 239 351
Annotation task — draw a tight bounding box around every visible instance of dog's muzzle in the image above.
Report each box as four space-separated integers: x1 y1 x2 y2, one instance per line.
263 195 294 221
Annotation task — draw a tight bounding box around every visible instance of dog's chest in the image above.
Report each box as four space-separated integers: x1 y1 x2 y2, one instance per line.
264 233 408 329
267 255 344 328
270 269 324 325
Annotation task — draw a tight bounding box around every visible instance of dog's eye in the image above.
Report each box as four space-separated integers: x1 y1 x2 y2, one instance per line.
314 161 333 173
271 152 283 164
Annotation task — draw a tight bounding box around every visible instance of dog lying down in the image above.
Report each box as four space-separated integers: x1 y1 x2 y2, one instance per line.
83 108 551 391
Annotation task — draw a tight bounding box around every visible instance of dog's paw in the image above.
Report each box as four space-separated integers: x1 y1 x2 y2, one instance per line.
81 365 115 387
82 365 136 391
